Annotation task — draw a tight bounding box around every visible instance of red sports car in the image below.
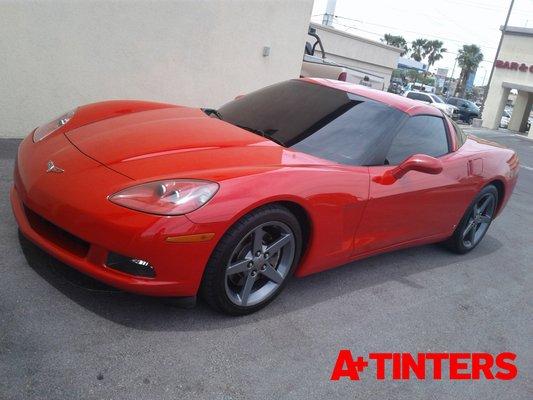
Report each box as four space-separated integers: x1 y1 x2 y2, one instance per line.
11 78 519 315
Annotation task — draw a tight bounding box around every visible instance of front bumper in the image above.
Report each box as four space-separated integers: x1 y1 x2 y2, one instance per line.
11 135 219 297
450 109 460 120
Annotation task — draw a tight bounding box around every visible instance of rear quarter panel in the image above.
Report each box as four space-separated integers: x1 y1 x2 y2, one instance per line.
468 136 518 216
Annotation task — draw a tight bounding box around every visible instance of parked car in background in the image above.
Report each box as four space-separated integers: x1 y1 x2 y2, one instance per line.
301 55 385 90
446 97 480 124
500 109 511 128
302 27 386 91
500 109 532 131
404 83 436 93
388 82 404 95
404 91 459 119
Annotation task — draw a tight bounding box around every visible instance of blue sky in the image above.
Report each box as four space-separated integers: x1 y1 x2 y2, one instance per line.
311 0 533 85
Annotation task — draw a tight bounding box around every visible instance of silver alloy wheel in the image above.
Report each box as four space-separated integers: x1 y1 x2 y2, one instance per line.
224 221 295 307
462 193 496 248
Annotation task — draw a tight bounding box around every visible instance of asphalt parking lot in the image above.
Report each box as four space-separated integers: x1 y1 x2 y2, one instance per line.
1 129 531 400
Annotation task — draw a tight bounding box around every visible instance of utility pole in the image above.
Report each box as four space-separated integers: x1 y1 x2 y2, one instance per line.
480 0 515 115
322 0 337 26
480 67 488 86
443 51 457 98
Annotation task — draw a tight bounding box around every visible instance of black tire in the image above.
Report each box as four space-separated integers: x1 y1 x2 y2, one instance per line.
446 185 498 254
200 205 302 315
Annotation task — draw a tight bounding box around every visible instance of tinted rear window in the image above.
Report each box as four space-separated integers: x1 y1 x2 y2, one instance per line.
218 80 406 165
406 92 430 102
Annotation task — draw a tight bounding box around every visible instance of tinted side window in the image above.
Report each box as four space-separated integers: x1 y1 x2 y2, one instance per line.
450 119 467 147
448 98 457 105
386 116 450 165
290 99 406 166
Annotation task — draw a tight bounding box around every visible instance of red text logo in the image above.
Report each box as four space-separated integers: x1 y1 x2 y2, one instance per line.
331 351 517 381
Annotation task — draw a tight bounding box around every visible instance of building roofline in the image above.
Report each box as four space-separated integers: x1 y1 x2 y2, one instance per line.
309 22 403 53
500 25 533 36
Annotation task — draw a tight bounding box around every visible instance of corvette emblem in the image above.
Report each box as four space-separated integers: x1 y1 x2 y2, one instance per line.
46 160 64 173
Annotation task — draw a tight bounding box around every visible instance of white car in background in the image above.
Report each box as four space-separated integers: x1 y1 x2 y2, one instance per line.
404 90 459 119
500 110 511 128
500 109 532 131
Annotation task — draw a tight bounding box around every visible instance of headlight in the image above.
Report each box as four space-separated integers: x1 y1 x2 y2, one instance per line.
33 108 77 142
108 179 219 215
446 106 454 115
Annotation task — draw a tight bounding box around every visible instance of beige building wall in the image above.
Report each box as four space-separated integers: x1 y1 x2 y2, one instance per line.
0 0 313 138
482 28 533 132
308 23 402 90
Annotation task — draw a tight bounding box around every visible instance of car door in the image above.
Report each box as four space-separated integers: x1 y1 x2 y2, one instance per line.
353 114 475 255
457 100 470 120
419 93 433 104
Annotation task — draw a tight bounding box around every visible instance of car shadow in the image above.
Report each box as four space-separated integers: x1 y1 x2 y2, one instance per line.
18 231 503 332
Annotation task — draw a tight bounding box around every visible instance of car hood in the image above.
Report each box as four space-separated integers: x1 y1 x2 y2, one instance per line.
433 103 455 111
66 106 325 181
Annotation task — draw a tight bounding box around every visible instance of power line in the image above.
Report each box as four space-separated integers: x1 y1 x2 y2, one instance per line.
331 15 498 50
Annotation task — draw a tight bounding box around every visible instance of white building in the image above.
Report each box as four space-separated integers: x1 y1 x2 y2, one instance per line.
0 0 313 138
302 22 402 91
482 26 533 135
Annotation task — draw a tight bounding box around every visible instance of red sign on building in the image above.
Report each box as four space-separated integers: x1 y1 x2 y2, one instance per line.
495 60 533 73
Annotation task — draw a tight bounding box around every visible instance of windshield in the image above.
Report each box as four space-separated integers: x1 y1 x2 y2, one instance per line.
430 95 444 104
217 80 407 165
466 100 479 110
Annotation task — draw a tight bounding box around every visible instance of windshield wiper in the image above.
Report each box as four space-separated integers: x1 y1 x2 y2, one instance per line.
236 125 285 147
202 108 223 120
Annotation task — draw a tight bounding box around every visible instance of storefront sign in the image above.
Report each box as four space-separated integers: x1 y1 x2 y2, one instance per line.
495 60 533 73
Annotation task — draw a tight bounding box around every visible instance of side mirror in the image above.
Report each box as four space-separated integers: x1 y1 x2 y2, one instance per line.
374 154 443 185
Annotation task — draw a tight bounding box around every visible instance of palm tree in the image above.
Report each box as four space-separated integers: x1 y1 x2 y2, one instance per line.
410 38 428 62
381 33 409 56
423 40 446 71
455 44 483 97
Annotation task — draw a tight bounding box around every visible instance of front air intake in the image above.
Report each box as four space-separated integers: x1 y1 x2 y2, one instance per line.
105 252 156 278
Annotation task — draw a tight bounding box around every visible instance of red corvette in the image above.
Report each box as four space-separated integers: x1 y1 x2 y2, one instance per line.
11 78 519 314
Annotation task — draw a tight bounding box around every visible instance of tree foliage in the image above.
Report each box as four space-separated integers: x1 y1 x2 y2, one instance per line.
423 40 446 69
455 44 483 97
410 38 428 62
381 33 409 56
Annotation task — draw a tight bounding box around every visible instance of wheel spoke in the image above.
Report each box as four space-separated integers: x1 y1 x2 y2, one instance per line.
462 219 476 239
226 259 250 276
260 263 284 284
479 215 491 224
240 273 255 306
469 223 478 242
265 233 292 255
478 196 491 214
252 227 265 254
